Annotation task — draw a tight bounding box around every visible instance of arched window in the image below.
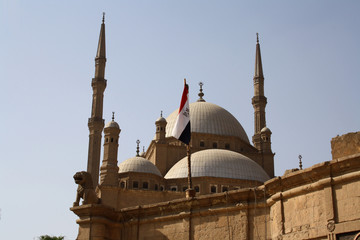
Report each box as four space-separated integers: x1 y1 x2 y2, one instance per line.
132 181 139 189
210 185 217 193
194 186 200 192
142 182 148 189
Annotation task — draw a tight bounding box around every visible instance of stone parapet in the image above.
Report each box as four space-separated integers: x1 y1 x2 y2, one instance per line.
331 131 360 159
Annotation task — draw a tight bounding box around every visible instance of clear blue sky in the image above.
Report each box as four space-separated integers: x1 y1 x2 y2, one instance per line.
0 1 359 239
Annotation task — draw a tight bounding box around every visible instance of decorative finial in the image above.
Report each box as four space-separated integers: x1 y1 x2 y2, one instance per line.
143 146 145 152
102 12 105 24
256 33 259 43
298 154 303 170
136 140 140 157
112 112 115 121
160 110 163 117
197 81 205 102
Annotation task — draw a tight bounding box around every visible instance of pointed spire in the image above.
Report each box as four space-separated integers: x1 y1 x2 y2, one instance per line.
96 13 106 60
136 139 140 157
254 33 264 79
197 82 205 102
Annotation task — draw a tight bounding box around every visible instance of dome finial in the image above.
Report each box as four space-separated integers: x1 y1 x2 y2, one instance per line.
256 32 259 43
160 110 163 117
136 139 140 157
112 111 115 121
197 81 205 102
102 12 105 24
298 154 303 170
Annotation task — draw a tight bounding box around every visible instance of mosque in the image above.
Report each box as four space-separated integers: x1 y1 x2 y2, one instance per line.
71 17 360 240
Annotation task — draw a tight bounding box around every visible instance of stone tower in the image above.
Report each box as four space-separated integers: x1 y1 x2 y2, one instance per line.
100 113 121 187
251 34 274 177
155 111 167 143
87 15 107 187
153 112 168 176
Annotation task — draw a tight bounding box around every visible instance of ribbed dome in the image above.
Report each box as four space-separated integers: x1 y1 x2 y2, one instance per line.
165 102 249 143
164 149 269 182
118 157 162 177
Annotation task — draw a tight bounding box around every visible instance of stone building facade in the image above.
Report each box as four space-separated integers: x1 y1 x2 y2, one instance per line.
71 18 360 240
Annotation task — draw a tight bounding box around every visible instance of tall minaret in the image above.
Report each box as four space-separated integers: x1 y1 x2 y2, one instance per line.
252 33 267 150
87 14 107 187
251 33 274 177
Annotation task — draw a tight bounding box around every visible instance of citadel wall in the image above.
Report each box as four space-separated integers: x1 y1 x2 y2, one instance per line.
72 132 360 240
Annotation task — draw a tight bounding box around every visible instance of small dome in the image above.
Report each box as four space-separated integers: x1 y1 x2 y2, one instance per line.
105 120 120 129
119 157 162 177
261 127 272 134
164 149 269 182
165 102 249 143
155 116 167 123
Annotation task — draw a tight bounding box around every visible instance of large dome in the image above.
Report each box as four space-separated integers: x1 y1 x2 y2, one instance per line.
165 101 249 143
164 149 269 182
118 157 162 177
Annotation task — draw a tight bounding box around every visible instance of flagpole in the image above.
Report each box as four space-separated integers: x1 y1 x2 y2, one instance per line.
186 144 195 198
187 144 192 189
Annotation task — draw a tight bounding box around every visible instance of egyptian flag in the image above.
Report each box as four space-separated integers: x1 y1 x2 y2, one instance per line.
172 80 191 145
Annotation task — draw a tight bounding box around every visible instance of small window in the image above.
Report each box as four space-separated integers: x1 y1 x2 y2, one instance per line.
111 138 114 142
154 184 158 191
106 138 109 143
200 141 205 147
194 186 200 192
222 186 228 192
157 127 160 131
120 181 125 188
213 142 217 148
182 186 187 192
142 182 148 189
170 186 177 191
133 181 139 189
211 185 217 193
225 143 230 149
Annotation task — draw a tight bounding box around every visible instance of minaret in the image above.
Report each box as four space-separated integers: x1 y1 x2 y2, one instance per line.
87 13 107 187
100 113 121 186
155 111 167 143
252 33 267 150
251 33 274 177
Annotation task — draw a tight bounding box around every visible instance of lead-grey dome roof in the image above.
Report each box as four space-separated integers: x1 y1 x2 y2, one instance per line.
164 149 269 182
165 102 249 143
118 157 162 177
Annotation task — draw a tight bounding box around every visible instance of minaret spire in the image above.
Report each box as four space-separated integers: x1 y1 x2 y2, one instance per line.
252 33 267 141
87 15 108 187
251 33 274 178
254 33 264 80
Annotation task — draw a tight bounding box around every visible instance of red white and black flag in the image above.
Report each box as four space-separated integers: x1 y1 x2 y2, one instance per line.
172 79 191 145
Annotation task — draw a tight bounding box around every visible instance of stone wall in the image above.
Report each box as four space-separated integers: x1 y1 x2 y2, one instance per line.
331 131 360 159
72 139 360 240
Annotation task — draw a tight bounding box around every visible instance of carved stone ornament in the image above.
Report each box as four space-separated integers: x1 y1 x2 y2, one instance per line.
73 171 100 207
327 219 336 232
